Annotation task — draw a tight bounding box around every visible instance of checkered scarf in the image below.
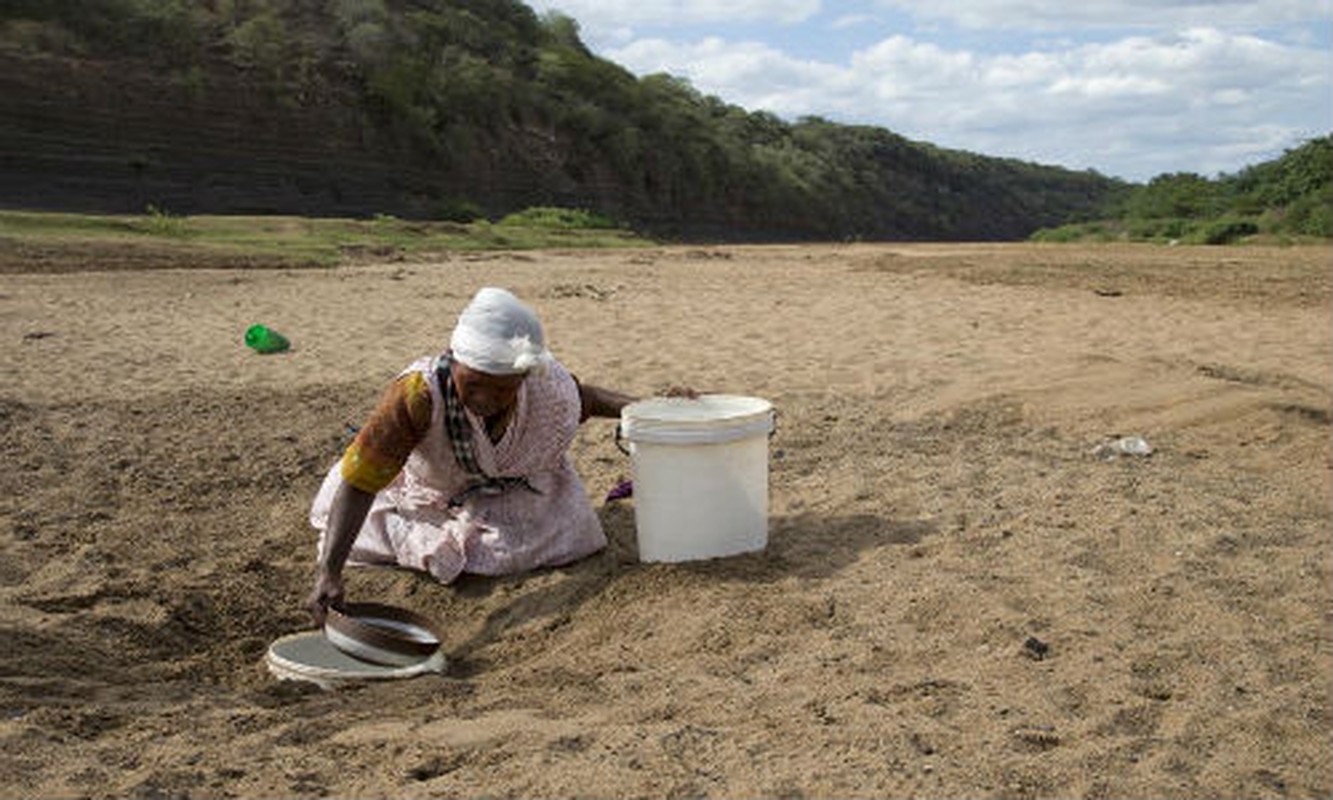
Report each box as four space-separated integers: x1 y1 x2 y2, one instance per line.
437 352 484 481
436 352 537 507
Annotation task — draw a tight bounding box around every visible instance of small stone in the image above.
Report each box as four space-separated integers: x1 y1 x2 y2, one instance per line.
1011 724 1061 750
1023 636 1050 660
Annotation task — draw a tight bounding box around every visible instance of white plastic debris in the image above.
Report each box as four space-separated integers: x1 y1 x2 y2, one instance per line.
1092 435 1154 460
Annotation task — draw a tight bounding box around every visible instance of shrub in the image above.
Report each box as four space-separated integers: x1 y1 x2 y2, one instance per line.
225 11 287 79
1030 224 1084 243
432 198 484 223
497 206 617 229
1194 218 1259 245
1286 193 1333 237
142 204 187 237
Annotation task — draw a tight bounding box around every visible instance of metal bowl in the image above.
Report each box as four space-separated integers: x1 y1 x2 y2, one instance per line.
323 602 443 667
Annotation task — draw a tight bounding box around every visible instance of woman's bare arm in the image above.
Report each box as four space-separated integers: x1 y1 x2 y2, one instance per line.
306 481 376 625
578 383 637 420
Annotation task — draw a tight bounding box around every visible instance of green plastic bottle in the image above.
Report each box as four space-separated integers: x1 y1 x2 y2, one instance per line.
245 324 290 354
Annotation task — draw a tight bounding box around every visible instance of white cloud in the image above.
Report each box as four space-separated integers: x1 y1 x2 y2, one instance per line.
830 13 877 30
872 0 1333 30
605 26 1332 179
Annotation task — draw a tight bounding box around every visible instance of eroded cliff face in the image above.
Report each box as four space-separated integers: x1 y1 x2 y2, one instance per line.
0 50 636 223
4 52 375 214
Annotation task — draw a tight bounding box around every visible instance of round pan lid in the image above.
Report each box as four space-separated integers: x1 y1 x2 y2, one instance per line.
323 602 444 667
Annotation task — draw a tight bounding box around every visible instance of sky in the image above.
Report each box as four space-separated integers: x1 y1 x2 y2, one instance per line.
523 0 1333 182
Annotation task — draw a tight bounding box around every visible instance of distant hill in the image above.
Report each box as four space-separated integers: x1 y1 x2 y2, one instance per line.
1033 135 1332 244
0 0 1126 241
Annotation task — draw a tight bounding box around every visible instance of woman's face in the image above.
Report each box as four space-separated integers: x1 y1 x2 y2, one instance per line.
451 362 525 419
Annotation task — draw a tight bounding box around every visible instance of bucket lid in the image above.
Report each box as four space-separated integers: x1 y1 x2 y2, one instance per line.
621 394 773 445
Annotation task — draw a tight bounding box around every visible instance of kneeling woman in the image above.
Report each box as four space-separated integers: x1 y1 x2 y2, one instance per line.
306 287 635 624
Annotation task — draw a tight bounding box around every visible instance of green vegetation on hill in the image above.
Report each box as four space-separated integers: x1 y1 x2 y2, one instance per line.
0 0 1122 241
1033 136 1332 244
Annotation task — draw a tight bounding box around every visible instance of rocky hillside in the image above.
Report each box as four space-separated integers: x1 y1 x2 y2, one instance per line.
0 1 1124 241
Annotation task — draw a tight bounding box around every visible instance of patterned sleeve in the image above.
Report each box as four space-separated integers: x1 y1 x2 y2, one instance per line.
339 371 433 493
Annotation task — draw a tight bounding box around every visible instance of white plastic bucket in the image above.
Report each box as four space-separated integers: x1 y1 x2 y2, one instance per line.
619 394 774 562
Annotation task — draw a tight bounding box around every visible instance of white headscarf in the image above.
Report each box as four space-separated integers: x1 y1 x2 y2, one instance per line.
449 287 552 375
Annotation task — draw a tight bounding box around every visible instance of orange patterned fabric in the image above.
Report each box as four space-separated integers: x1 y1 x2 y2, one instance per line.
339 372 433 493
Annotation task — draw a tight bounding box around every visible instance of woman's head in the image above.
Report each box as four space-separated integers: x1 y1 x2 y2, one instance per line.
449 287 550 417
450 287 551 376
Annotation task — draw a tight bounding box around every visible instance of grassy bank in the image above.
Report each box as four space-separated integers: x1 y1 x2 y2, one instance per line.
0 208 651 272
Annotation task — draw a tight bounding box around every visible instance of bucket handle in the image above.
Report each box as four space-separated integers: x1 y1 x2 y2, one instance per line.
614 411 777 456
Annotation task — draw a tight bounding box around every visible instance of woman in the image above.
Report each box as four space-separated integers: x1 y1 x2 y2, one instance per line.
306 287 636 624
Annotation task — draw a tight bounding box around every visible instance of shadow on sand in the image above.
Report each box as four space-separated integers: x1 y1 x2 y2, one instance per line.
443 503 938 675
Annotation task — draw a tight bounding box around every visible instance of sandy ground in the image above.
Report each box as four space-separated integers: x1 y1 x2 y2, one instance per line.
1 242 1330 799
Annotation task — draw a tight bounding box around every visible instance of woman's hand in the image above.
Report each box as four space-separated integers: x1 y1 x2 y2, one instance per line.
306 567 345 627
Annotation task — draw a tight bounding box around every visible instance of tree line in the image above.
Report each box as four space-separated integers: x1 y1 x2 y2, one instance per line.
1034 136 1331 244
